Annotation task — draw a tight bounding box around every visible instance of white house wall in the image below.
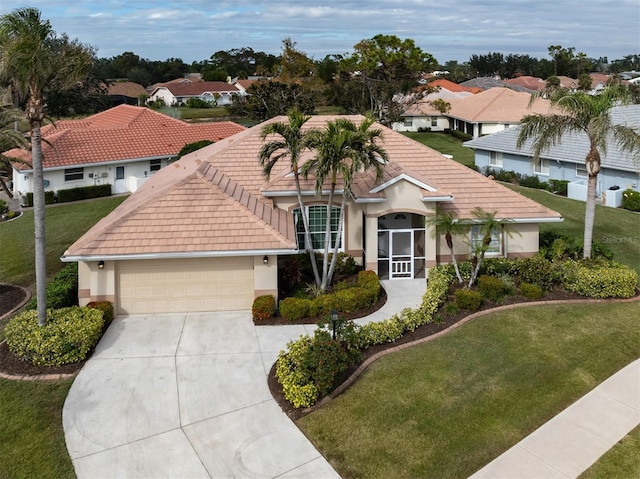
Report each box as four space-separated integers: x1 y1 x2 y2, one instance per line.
392 116 449 132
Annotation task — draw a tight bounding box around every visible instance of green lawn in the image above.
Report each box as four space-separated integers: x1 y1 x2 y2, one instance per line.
298 302 640 479
402 131 475 167
579 425 640 479
0 378 76 479
0 195 127 287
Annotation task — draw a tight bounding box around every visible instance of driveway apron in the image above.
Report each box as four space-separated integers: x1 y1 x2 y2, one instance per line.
63 311 339 479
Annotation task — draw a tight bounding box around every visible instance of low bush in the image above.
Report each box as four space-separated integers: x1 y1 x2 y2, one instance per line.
26 263 78 310
24 191 55 207
477 275 506 302
279 297 312 322
252 295 275 321
56 184 111 203
0 199 7 215
621 189 640 212
549 179 569 196
5 306 104 366
185 97 212 108
86 301 114 329
520 282 544 300
455 289 482 311
479 257 520 277
562 260 638 299
450 130 473 141
519 174 550 191
517 255 559 290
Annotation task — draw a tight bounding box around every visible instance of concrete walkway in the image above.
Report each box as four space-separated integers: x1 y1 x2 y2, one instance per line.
470 358 640 479
62 279 427 478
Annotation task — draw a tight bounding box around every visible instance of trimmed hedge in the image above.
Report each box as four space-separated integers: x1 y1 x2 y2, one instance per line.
24 191 55 207
562 260 638 299
252 295 276 321
87 301 115 330
279 297 312 322
621 189 640 212
5 306 104 366
57 184 111 203
26 263 78 310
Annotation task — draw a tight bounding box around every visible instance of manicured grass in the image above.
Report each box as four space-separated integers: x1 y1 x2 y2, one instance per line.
0 378 76 479
156 106 231 120
298 302 640 479
0 195 127 287
579 425 640 479
402 131 475 167
505 184 640 277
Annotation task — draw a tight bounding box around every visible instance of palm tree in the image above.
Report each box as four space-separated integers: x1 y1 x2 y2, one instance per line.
0 7 94 325
517 86 640 259
426 209 465 283
0 109 31 198
258 108 321 287
303 117 388 290
467 208 514 288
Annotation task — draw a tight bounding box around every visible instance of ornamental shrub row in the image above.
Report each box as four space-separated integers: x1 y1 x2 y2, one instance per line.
24 191 56 207
5 306 105 366
252 295 276 321
275 266 455 407
57 184 111 203
87 301 115 330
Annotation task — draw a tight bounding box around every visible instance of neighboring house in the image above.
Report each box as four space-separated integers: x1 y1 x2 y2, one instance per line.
426 78 483 94
147 80 242 106
446 87 556 138
230 78 258 94
460 76 534 93
465 104 640 205
62 115 562 315
393 88 472 132
6 104 245 202
503 76 546 93
107 81 148 106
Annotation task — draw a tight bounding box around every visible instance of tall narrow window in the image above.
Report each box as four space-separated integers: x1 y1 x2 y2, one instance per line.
534 157 549 175
294 205 342 250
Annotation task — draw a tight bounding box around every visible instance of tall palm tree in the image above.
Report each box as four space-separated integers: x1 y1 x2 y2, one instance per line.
426 209 465 283
303 117 388 290
0 108 31 198
517 86 640 259
258 108 321 287
0 7 94 325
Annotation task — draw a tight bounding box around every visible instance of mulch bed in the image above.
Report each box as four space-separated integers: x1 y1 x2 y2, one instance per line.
0 340 86 377
0 283 28 318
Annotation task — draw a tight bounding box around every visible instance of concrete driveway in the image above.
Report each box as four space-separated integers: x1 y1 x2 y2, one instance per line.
63 311 340 479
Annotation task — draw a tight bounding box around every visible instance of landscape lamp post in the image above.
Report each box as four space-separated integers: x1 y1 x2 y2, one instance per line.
330 310 339 340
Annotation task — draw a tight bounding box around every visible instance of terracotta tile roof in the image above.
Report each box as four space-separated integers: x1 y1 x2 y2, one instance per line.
64 115 560 258
64 152 296 258
6 105 246 170
403 89 472 116
503 76 546 92
447 87 557 123
428 78 483 94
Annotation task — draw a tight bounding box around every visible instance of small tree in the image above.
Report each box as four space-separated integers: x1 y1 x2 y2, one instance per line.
426 210 466 283
429 98 451 115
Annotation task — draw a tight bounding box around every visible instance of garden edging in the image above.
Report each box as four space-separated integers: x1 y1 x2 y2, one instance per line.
310 291 640 412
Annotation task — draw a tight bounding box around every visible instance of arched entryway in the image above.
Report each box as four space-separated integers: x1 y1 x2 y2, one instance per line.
377 213 426 280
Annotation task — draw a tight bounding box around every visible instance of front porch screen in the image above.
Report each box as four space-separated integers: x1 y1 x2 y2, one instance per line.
294 206 342 250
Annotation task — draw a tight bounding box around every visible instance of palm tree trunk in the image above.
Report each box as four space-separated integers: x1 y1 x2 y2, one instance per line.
583 173 598 259
294 175 321 287
31 120 47 325
449 246 463 283
321 183 336 291
327 195 347 287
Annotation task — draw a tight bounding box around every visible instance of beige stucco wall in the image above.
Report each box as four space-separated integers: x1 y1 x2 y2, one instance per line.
77 260 116 306
253 255 278 299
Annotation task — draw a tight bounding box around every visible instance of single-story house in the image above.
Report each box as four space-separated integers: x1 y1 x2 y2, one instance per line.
447 87 557 138
6 104 245 202
147 80 242 106
62 115 562 315
106 81 148 106
465 104 640 205
392 87 472 132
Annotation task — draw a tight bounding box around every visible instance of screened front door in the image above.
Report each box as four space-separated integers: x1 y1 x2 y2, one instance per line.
390 230 413 278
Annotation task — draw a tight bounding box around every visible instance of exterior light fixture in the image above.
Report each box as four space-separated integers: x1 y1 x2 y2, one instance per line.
330 310 339 340
98 260 105 270
263 255 269 264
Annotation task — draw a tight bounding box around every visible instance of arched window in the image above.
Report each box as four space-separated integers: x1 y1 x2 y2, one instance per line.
294 205 342 250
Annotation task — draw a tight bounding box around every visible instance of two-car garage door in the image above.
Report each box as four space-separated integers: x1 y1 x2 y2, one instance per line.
117 257 254 314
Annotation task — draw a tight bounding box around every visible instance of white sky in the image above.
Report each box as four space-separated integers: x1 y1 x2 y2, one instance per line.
2 0 639 64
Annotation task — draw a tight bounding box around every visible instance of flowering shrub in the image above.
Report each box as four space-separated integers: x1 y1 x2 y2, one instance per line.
5 306 104 366
252 295 276 321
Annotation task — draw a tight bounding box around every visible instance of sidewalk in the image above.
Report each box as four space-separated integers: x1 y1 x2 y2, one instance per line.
470 358 640 479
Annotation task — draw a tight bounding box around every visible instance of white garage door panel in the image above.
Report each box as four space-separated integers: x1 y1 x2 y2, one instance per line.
117 257 254 314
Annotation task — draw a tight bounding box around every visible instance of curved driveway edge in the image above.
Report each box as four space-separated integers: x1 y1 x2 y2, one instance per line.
63 311 340 478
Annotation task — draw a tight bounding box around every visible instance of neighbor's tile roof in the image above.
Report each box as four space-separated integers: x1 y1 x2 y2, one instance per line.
402 88 472 116
428 78 483 94
7 104 246 170
503 76 546 92
465 104 640 172
447 87 557 123
151 81 240 97
64 115 561 258
107 81 148 98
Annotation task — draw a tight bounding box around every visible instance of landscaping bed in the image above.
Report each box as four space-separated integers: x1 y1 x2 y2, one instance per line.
0 283 28 317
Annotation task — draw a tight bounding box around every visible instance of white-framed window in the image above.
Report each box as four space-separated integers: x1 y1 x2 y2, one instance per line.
430 116 438 127
470 225 502 256
576 163 587 177
534 157 549 175
64 167 84 182
489 151 503 167
150 159 162 172
294 205 343 250
403 118 413 127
